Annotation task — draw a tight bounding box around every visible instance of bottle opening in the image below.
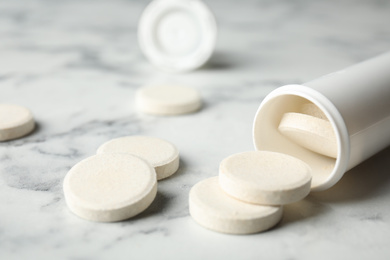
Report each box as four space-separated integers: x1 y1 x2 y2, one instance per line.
253 85 349 191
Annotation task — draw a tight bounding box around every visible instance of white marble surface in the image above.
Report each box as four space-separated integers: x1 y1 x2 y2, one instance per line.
1 0 390 259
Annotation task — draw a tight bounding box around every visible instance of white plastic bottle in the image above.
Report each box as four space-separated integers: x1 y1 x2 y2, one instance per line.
253 52 390 191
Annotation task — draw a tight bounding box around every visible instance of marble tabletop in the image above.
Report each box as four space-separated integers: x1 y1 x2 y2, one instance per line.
1 0 390 259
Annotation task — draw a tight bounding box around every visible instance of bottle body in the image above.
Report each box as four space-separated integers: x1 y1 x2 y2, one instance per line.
253 52 390 191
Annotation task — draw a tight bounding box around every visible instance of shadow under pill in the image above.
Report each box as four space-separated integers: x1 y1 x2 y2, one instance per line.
0 121 42 145
126 158 188 221
129 191 171 221
278 146 390 227
280 198 329 227
29 121 41 137
198 100 212 112
201 51 235 71
310 146 390 203
158 157 187 181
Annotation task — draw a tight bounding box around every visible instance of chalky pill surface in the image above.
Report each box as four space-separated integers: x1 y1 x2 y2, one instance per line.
278 112 337 158
63 154 157 222
97 136 179 180
189 177 283 235
136 85 202 115
219 151 311 205
0 104 35 141
300 103 328 120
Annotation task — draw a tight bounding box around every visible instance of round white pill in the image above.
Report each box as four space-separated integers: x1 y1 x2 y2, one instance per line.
189 177 283 235
219 151 311 205
135 85 202 115
63 153 157 222
278 112 337 158
97 136 179 180
0 104 35 141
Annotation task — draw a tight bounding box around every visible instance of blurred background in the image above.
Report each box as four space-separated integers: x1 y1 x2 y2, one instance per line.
1 0 390 259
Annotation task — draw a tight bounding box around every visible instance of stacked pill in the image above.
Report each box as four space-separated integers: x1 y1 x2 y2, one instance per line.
189 151 311 234
189 102 337 234
63 136 179 222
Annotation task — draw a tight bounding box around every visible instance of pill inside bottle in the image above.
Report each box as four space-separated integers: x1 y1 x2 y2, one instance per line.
278 103 337 159
254 94 339 191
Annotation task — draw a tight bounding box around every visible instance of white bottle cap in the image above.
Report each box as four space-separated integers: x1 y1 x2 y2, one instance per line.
138 0 217 73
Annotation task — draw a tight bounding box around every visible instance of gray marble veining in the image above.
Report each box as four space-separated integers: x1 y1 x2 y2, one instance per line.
1 0 390 259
